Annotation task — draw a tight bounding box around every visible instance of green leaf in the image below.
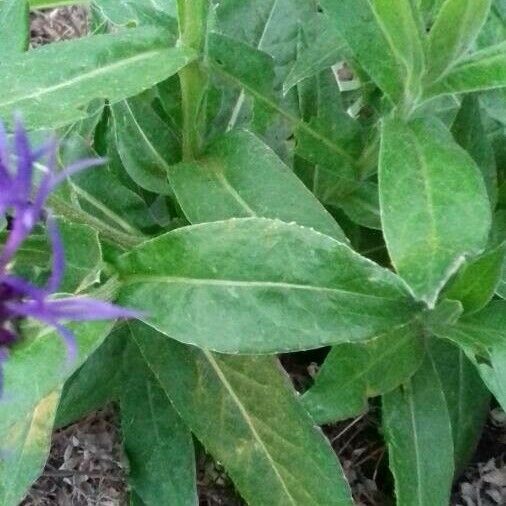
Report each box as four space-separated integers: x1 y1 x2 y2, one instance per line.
426 41 506 97
429 338 490 471
118 218 416 353
425 0 492 83
169 130 347 241
120 338 197 506
301 323 425 424
338 181 382 230
129 322 353 506
56 327 126 428
208 32 362 179
0 390 60 506
442 243 505 314
452 95 498 207
0 26 195 130
215 0 319 86
0 321 113 434
320 0 424 104
432 300 506 353
379 116 491 306
57 219 103 293
111 96 178 195
382 353 454 506
468 344 506 412
284 21 344 93
92 0 177 28
63 155 155 235
0 0 29 58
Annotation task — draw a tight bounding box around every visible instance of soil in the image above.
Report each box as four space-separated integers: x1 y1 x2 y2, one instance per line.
22 6 506 506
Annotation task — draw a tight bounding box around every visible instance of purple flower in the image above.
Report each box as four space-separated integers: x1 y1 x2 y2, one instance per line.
0 118 137 393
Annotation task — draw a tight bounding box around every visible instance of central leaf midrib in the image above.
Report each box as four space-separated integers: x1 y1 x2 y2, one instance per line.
122 275 403 301
203 350 298 506
0 48 170 108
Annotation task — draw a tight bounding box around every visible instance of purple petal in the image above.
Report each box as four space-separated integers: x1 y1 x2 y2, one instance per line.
0 348 8 396
50 157 107 188
13 117 33 199
0 274 47 300
45 215 65 293
38 297 141 321
53 323 77 365
6 296 140 322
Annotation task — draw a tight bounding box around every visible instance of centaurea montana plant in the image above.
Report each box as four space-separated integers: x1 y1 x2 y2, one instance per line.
0 119 136 391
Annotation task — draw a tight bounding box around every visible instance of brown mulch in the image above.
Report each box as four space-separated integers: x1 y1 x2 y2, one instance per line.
22 6 506 506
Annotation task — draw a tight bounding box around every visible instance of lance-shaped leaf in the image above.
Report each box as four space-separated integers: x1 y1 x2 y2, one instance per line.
118 218 417 354
169 130 347 242
429 338 490 471
0 0 29 58
302 323 425 424
120 338 197 506
0 26 195 130
379 116 491 307
425 0 492 83
111 96 178 195
0 390 60 506
383 353 454 506
129 322 353 506
426 42 506 97
319 0 424 104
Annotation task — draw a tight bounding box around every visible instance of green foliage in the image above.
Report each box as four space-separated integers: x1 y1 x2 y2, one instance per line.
3 1 506 504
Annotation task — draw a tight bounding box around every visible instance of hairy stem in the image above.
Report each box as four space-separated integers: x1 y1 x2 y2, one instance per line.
177 0 209 159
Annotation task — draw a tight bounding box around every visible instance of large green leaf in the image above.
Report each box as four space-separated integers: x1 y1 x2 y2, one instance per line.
0 0 28 58
425 0 492 83
120 338 197 506
0 390 60 506
111 96 178 195
129 322 353 506
301 323 425 424
429 338 490 471
320 0 424 105
379 116 491 306
0 26 195 130
426 41 506 97
382 353 454 506
118 218 417 353
169 130 347 241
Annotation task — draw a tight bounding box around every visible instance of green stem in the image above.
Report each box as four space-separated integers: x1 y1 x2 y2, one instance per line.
49 196 145 250
177 0 209 159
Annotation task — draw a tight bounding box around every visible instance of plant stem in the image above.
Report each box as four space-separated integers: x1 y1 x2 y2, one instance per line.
177 0 209 159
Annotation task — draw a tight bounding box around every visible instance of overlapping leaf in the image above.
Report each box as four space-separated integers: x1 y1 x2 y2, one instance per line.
130 322 353 506
118 218 417 353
